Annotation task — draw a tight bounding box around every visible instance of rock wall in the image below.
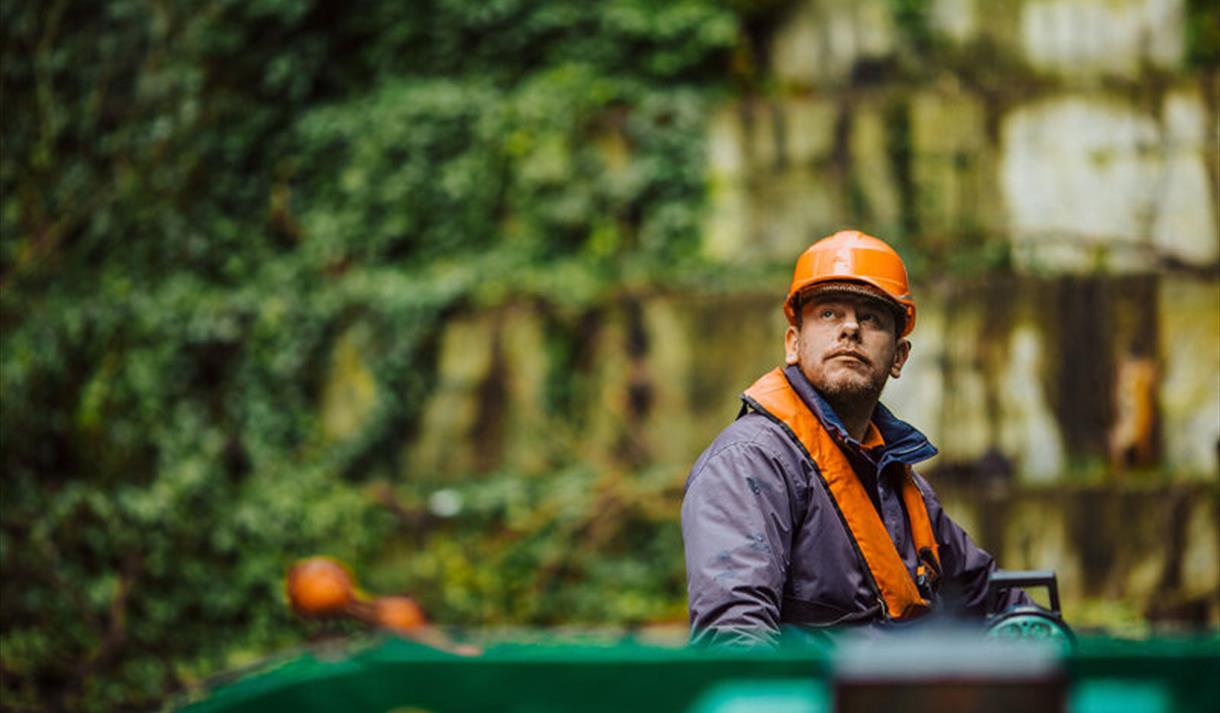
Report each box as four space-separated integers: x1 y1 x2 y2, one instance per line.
399 278 1217 482
711 0 1218 271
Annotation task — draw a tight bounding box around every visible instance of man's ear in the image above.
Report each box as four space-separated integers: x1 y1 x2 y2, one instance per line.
784 325 800 365
889 338 911 378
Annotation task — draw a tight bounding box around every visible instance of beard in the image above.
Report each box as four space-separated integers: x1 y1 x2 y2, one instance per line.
818 367 888 416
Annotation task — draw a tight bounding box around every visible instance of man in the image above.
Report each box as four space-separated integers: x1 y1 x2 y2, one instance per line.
681 230 1027 646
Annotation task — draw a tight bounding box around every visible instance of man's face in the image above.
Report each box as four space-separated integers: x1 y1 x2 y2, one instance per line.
784 292 910 404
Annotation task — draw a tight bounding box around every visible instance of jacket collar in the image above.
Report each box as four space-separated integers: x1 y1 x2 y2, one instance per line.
781 364 938 467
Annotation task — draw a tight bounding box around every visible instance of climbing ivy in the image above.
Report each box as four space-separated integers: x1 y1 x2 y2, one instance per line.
0 2 738 710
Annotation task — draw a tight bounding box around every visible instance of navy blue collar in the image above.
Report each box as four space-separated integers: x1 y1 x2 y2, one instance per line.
781 364 938 468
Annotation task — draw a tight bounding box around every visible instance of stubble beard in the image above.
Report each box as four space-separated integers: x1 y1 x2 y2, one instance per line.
818 367 889 418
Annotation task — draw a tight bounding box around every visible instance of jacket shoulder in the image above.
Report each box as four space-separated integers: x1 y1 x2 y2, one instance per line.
685 412 807 492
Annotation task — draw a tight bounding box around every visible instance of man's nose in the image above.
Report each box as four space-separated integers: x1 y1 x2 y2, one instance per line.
838 310 861 339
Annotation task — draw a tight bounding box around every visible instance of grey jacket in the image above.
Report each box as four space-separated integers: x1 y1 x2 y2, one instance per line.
681 365 1026 646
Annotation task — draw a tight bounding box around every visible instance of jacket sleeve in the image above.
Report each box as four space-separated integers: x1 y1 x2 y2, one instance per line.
916 474 1032 616
681 441 797 648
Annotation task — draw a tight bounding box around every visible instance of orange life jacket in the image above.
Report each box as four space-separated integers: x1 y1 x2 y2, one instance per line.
743 367 942 621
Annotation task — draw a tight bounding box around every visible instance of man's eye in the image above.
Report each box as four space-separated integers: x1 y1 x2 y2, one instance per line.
860 312 876 323
821 309 835 319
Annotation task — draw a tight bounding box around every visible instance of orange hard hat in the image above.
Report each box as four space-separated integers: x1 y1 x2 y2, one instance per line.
784 230 916 336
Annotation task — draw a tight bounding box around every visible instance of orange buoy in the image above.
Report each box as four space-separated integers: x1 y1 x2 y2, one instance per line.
286 557 355 617
374 596 427 633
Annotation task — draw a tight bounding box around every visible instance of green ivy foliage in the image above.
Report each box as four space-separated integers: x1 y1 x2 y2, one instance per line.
1185 0 1220 68
0 1 739 710
374 465 688 629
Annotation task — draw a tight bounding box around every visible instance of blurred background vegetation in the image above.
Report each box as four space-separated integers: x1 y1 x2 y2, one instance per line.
2 1 1218 711
2 2 740 709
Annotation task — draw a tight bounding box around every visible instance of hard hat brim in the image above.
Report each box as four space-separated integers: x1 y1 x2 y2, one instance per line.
787 279 914 336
